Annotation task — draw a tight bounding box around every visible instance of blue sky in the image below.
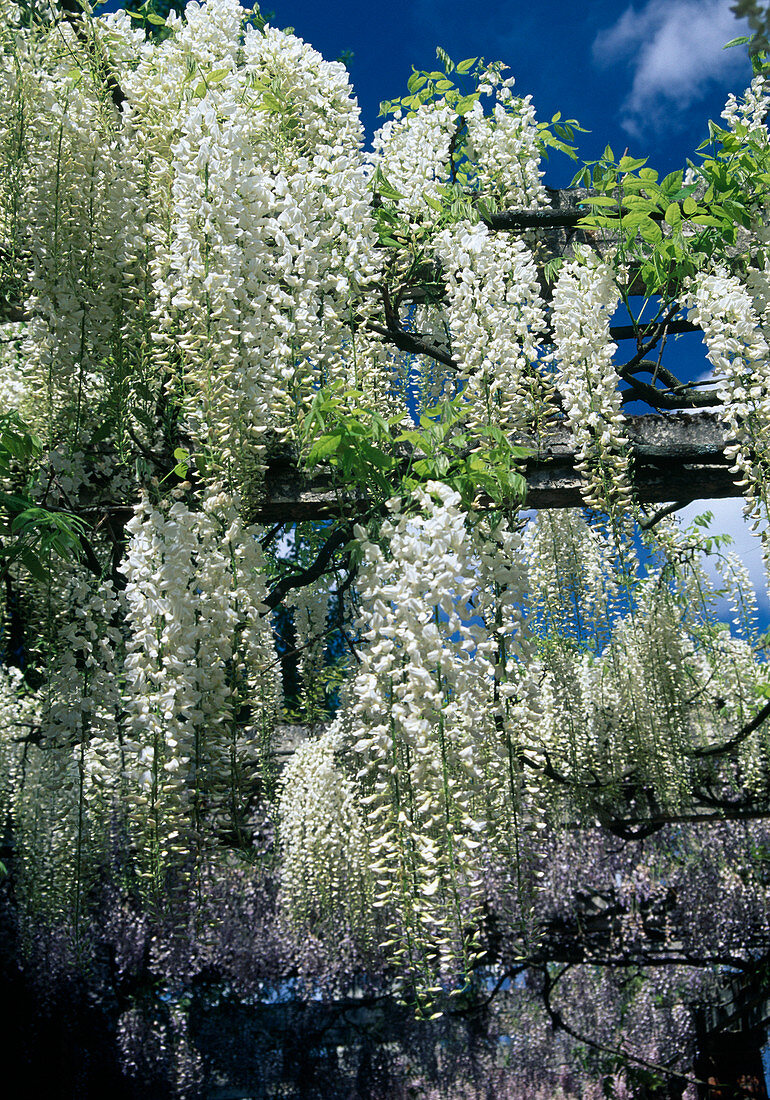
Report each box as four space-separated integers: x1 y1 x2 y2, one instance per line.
272 0 753 184
257 0 769 610
105 0 766 604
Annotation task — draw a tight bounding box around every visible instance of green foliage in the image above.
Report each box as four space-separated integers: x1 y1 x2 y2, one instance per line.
728 0 770 63
0 413 88 581
303 385 529 514
537 109 587 163
124 0 186 38
396 396 529 509
303 383 401 503
379 48 485 120
574 117 770 297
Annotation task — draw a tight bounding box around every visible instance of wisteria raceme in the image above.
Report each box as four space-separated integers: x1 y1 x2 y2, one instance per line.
687 266 770 557
120 490 278 891
289 576 332 720
156 12 389 473
746 257 770 340
112 0 391 475
717 549 761 643
371 100 457 221
464 75 547 209
331 483 553 993
279 723 373 938
341 484 501 988
722 74 770 139
525 509 621 645
20 37 133 450
0 665 39 857
434 220 552 435
0 325 29 411
5 561 125 930
551 250 631 514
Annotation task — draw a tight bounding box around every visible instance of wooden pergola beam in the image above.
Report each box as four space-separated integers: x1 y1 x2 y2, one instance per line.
248 411 737 523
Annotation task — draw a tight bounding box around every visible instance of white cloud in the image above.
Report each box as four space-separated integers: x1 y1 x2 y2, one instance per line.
593 0 749 135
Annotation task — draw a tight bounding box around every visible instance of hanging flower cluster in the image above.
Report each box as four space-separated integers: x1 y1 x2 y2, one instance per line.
288 576 331 720
687 266 770 555
120 489 278 892
0 665 39 843
291 483 554 997
464 71 547 209
507 509 769 817
0 326 29 411
154 12 389 471
341 484 502 990
279 724 373 939
371 100 457 220
4 561 122 929
433 219 550 435
722 74 770 140
551 251 631 514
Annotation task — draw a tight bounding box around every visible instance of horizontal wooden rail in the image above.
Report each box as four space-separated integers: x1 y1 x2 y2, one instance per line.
248 411 738 522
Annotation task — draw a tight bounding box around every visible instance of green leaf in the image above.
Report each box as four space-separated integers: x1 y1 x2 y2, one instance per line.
146 12 166 24
435 47 455 72
621 212 652 233
372 167 405 201
618 155 647 172
690 214 723 227
307 433 342 464
581 195 620 207
660 169 684 194
395 430 424 446
455 57 478 74
90 421 114 445
638 218 663 244
455 93 479 115
261 91 282 112
20 549 46 582
664 202 681 226
569 166 591 188
359 443 394 471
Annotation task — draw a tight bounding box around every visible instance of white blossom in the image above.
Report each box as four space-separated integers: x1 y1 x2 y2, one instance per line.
434 219 551 435
551 251 631 514
686 266 770 561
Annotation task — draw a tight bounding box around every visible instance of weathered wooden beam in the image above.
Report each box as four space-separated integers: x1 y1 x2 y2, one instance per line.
248 411 738 523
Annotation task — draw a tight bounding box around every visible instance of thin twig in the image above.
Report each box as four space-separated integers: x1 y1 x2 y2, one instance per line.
638 500 687 531
540 964 701 1090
